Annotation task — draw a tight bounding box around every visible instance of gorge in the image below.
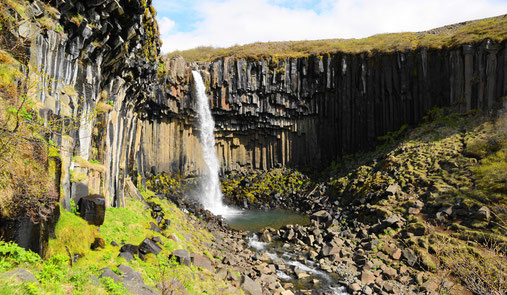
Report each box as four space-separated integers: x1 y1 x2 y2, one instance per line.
0 0 506 294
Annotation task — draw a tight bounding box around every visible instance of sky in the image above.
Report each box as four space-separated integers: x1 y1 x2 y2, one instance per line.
152 0 507 53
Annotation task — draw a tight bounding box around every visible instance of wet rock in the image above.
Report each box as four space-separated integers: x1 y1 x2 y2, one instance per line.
260 230 272 243
78 195 105 226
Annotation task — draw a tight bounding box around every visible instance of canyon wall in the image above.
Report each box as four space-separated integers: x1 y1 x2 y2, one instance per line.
24 0 507 210
186 41 506 171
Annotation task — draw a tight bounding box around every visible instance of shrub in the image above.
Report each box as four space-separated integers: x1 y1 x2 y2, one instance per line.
0 241 41 271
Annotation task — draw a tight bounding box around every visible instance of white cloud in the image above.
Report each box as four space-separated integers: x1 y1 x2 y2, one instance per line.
157 0 507 53
158 17 176 36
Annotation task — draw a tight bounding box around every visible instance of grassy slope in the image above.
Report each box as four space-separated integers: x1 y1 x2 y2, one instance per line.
1 192 238 294
166 14 507 62
326 107 506 294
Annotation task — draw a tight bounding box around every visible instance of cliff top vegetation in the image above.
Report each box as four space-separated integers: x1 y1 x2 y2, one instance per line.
166 14 507 62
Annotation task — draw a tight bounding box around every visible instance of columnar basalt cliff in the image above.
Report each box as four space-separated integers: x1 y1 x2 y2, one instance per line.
19 0 507 211
165 41 506 171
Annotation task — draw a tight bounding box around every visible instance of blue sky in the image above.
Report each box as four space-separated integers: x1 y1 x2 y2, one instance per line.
153 0 507 53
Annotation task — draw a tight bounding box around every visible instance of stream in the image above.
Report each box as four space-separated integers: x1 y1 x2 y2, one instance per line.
246 234 348 295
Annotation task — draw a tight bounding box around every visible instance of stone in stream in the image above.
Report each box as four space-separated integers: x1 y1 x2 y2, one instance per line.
260 230 272 243
78 195 105 226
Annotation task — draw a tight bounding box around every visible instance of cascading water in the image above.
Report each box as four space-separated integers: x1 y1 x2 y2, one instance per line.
192 71 239 217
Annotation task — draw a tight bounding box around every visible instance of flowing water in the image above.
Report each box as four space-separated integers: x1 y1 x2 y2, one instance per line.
247 235 349 295
193 71 239 217
193 71 347 294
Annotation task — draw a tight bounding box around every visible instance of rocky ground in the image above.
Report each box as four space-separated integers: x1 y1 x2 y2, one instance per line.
201 107 506 295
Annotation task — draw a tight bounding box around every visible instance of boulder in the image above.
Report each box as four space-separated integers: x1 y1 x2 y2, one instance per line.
2 268 38 283
241 275 262 295
386 183 401 195
361 270 375 284
170 249 191 266
119 252 134 262
260 230 272 243
139 238 162 255
99 268 122 283
192 254 214 272
78 195 105 226
475 206 490 221
402 248 417 266
120 244 139 256
311 210 331 223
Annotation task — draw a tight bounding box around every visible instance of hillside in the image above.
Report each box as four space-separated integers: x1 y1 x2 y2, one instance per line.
165 14 507 62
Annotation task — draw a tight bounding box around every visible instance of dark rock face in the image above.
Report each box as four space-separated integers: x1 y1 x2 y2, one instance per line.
78 195 106 226
22 0 507 211
0 205 60 258
195 40 507 171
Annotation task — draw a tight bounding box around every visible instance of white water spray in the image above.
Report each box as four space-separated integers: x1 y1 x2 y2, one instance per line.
193 71 239 217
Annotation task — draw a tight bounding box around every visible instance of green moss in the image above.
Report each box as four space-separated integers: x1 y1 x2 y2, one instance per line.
46 209 99 258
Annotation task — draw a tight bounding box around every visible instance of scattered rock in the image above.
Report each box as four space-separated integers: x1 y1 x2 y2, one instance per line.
241 275 262 295
475 206 490 221
139 238 162 255
192 254 214 272
119 252 134 262
402 248 417 266
2 268 37 283
120 244 139 256
260 230 272 243
99 268 122 283
361 270 375 284
170 249 191 266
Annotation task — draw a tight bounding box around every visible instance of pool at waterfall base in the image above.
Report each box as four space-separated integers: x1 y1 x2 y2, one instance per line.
224 209 310 232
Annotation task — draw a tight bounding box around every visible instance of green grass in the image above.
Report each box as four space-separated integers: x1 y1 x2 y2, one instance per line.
166 15 507 62
1 194 240 294
46 209 99 258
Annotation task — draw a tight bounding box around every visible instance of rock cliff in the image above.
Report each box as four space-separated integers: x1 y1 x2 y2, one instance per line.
170 41 506 171
22 0 507 210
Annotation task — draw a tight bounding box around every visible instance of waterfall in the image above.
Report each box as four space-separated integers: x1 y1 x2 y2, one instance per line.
192 71 238 217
